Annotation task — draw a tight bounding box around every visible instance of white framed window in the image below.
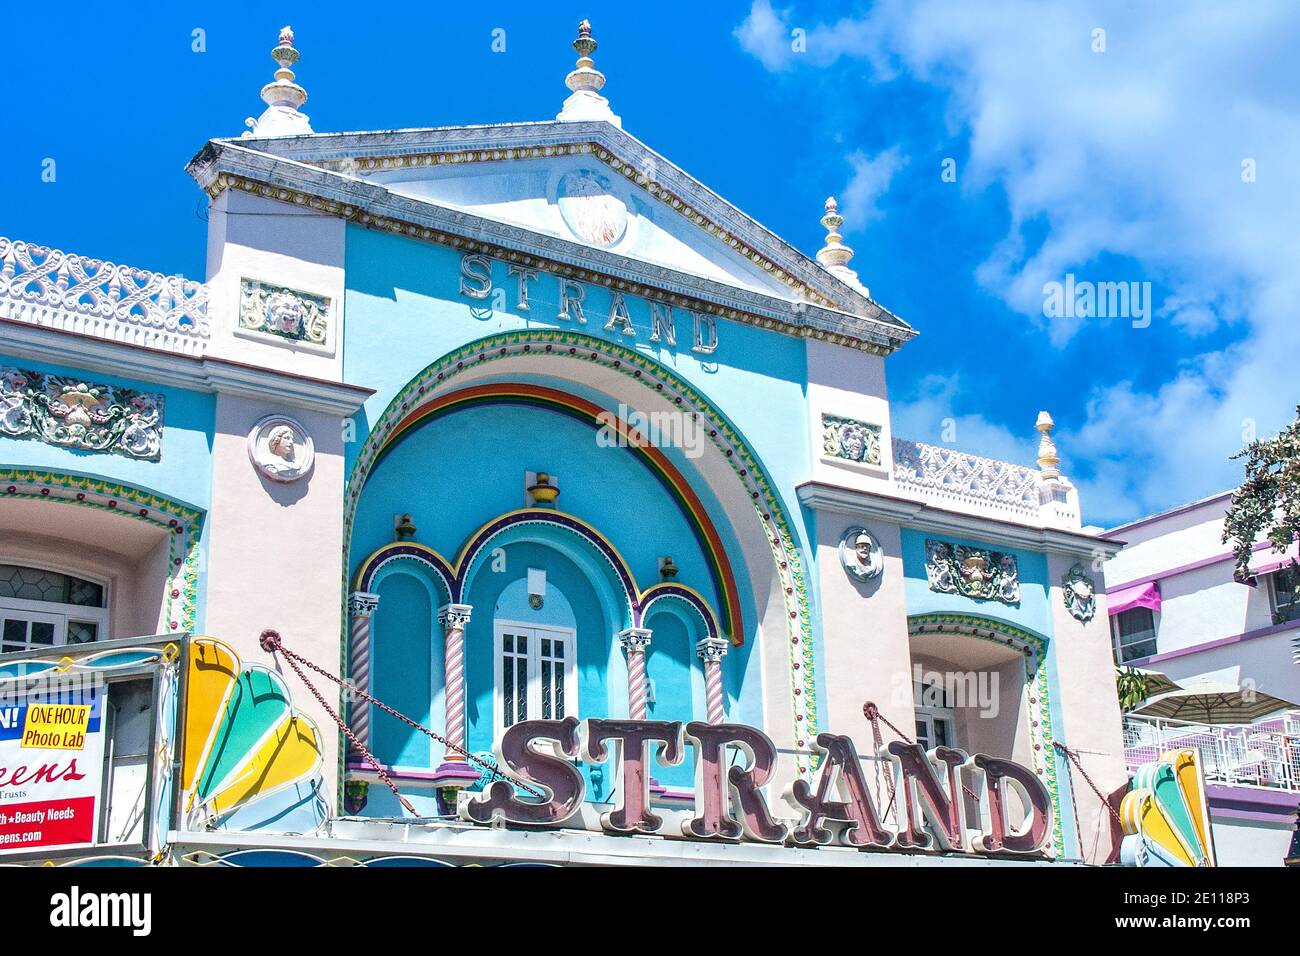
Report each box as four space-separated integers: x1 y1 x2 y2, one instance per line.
914 676 956 750
0 563 109 653
915 713 954 751
493 621 577 730
1268 565 1300 624
1111 607 1158 663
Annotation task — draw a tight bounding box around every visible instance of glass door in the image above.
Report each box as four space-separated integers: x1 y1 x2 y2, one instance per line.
493 621 577 730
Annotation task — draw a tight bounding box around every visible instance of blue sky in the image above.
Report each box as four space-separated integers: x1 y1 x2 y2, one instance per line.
2 2 1295 527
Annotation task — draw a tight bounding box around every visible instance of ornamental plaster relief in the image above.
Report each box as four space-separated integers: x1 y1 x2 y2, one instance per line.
925 538 1021 605
0 366 164 461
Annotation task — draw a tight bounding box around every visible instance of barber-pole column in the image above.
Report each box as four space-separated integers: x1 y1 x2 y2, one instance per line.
618 628 653 719
347 592 380 750
697 637 730 724
431 604 479 790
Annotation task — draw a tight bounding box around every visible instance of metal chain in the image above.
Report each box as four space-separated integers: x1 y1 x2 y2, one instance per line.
259 629 543 799
260 630 417 816
1053 740 1123 827
864 701 981 803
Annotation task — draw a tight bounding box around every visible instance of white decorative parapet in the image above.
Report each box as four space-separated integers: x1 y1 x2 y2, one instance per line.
0 237 210 357
892 438 1041 518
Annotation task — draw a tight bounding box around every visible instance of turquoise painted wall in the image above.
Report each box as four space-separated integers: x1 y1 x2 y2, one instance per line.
355 401 754 793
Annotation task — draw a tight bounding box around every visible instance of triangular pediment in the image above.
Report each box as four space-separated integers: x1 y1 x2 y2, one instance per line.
188 121 914 351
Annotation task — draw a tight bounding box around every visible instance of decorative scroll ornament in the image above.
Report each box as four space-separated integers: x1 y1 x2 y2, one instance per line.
0 366 163 461
925 538 1020 605
0 236 210 356
1061 563 1097 623
181 638 328 833
238 278 329 345
247 414 314 482
1120 748 1216 867
821 413 882 466
839 527 883 582
892 438 1039 513
557 170 628 248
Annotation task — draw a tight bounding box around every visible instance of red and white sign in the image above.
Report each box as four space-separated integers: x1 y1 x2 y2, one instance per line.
0 686 106 854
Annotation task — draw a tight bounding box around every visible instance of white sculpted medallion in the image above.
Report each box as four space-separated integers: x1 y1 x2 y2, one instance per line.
247 414 314 483
839 527 884 582
557 170 628 248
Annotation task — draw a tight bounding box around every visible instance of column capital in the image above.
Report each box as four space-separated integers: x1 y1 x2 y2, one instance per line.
438 603 473 630
348 591 380 617
696 636 730 663
617 627 652 653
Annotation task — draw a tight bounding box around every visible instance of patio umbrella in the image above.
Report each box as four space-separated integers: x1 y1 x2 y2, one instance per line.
1129 667 1180 698
1133 678 1300 724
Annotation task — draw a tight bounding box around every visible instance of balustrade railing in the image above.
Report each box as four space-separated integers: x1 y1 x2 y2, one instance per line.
892 437 1042 516
1123 712 1300 792
0 236 209 356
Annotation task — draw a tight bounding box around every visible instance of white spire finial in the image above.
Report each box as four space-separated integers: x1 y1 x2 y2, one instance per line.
1035 411 1061 480
816 197 869 296
245 26 313 137
556 19 622 128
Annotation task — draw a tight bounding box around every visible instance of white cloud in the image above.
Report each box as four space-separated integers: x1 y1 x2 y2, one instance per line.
892 374 1035 467
840 147 907 225
738 0 1300 524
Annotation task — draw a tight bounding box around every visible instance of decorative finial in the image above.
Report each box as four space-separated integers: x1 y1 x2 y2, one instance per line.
245 25 313 137
815 196 869 296
557 19 622 127
1035 411 1061 479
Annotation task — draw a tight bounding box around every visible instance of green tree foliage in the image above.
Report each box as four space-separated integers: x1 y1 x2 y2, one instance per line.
1116 667 1151 712
1223 405 1300 580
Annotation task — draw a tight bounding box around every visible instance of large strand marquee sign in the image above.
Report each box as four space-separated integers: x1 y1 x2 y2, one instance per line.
461 717 1053 857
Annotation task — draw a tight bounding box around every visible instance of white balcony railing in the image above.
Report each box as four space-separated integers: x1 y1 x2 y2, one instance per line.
0 236 210 356
1123 712 1300 792
892 437 1042 517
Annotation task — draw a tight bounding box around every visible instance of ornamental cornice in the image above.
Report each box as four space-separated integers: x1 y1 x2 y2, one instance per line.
207 121 903 322
187 138 915 356
0 318 373 416
795 480 1125 561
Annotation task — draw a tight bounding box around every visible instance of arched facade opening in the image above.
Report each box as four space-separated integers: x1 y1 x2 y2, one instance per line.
343 331 810 812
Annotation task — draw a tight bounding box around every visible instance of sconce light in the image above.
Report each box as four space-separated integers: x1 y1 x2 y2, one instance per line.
526 471 561 507
394 513 416 540
658 555 679 580
528 567 546 610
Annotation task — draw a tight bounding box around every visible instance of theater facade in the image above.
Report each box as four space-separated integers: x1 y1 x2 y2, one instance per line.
0 24 1131 867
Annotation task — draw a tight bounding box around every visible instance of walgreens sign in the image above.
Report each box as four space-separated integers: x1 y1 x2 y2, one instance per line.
0 686 105 854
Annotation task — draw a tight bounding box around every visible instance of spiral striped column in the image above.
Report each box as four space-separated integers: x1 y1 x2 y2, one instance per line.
697 637 730 724
347 592 380 750
618 628 653 719
437 604 473 759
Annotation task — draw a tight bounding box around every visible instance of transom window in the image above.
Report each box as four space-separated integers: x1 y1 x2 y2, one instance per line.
0 563 109 653
1269 565 1300 624
493 622 576 730
1111 606 1158 664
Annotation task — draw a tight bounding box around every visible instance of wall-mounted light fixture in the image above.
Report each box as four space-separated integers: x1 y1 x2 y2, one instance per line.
527 567 546 610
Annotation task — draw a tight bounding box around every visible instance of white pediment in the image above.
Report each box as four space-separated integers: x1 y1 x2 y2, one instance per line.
361 154 800 299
